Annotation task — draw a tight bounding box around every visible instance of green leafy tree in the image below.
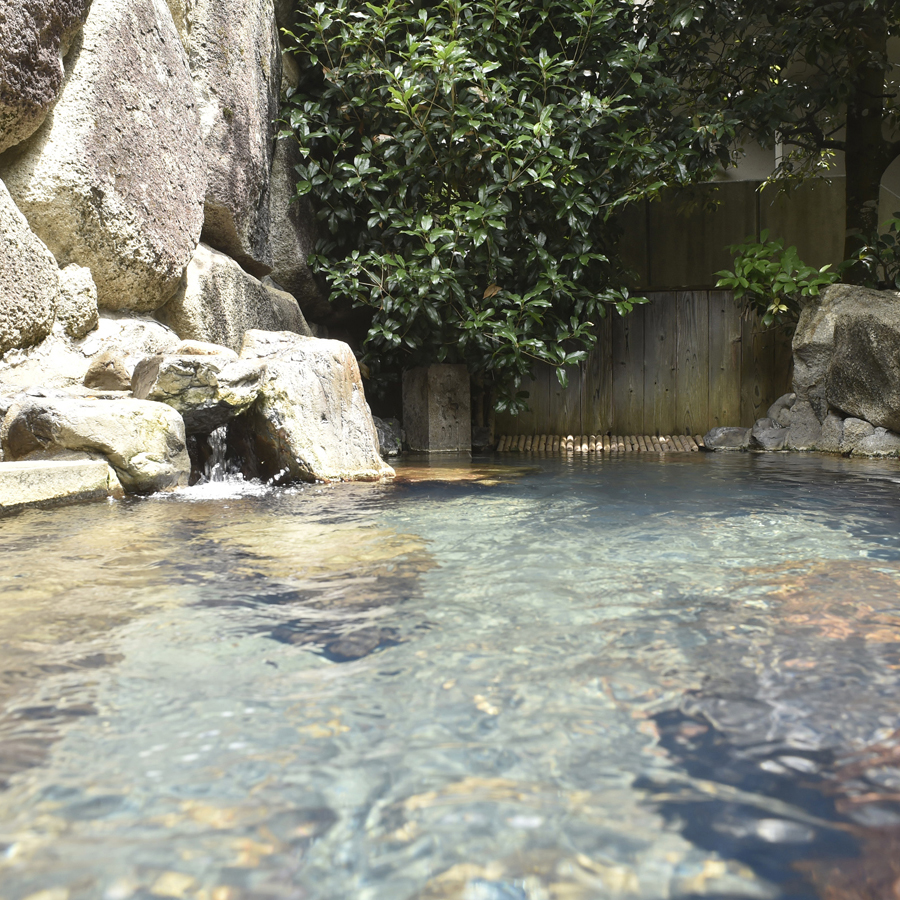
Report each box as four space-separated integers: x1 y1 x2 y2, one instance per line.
640 0 900 264
281 0 732 411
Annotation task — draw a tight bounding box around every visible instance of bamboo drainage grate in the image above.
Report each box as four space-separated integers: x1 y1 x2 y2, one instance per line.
495 434 707 453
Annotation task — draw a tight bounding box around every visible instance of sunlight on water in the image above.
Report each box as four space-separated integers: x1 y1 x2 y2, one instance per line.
1 453 900 900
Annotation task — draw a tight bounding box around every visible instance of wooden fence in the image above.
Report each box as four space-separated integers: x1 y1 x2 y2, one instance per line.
494 290 794 437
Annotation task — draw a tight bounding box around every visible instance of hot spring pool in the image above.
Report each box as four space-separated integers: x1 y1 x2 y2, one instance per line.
2 452 900 900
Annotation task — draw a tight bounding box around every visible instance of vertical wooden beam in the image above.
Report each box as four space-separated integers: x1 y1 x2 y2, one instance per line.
708 290 742 430
675 291 710 435
611 307 645 435
643 292 678 434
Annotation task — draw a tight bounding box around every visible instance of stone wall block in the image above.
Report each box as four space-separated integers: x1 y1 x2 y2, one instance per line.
157 243 312 353
57 263 98 338
402 365 471 451
0 0 92 153
0 0 206 313
0 180 58 354
189 0 281 275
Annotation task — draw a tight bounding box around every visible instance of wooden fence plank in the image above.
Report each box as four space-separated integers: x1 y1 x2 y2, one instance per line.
708 290 743 430
643 292 678 434
741 311 771 425
611 309 645 435
675 291 710 435
582 314 614 434
549 361 581 436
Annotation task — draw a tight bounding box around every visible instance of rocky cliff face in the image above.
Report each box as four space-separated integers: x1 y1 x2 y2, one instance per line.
0 0 392 492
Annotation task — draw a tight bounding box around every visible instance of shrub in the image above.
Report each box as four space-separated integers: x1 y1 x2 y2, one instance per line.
281 0 732 411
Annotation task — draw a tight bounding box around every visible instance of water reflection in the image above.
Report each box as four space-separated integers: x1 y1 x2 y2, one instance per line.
0 453 899 899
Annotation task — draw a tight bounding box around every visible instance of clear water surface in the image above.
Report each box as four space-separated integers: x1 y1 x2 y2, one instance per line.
2 452 900 900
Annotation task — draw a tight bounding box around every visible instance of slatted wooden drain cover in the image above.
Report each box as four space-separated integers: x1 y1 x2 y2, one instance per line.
496 434 707 453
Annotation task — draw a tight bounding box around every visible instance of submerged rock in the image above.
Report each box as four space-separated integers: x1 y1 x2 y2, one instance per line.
237 329 394 482
1 392 190 492
703 426 749 451
131 352 265 433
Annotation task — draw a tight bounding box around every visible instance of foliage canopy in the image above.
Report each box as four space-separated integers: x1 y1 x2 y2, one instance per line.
281 0 731 410
641 0 900 261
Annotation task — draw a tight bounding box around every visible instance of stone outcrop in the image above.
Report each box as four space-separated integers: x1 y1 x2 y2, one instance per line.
0 313 180 389
1 390 190 491
0 0 206 313
131 351 265 433
792 285 900 424
188 0 281 276
267 136 328 318
0 179 58 355
0 0 92 153
56 263 98 338
157 243 311 352
826 303 900 433
237 329 393 482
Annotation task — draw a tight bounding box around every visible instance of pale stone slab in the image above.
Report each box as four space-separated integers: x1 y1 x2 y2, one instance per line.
0 457 115 512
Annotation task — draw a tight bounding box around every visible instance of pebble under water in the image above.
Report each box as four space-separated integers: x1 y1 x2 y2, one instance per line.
2 452 900 900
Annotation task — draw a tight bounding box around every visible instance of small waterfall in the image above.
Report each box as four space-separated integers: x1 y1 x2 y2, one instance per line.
202 426 231 483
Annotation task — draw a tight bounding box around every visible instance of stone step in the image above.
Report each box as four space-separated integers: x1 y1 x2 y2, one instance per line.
0 458 118 514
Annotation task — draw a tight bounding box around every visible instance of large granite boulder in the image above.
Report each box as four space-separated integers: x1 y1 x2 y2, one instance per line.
792 284 900 424
131 351 264 433
825 298 900 432
188 0 281 276
0 0 92 153
1 391 190 492
0 0 206 313
0 179 58 355
0 313 180 389
237 330 394 482
156 243 311 353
